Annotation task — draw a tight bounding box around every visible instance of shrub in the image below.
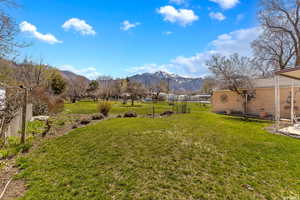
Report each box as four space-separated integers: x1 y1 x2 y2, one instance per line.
97 101 112 116
31 87 64 116
0 149 9 159
7 136 19 147
123 111 137 118
16 143 32 153
92 113 105 120
27 121 47 136
80 118 91 125
48 97 64 114
160 111 174 116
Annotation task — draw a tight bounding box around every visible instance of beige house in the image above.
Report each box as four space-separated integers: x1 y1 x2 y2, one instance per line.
212 77 300 119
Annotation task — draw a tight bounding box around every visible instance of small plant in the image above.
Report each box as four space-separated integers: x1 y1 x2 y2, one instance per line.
0 149 9 159
27 121 47 136
16 143 32 153
97 101 112 116
7 136 19 147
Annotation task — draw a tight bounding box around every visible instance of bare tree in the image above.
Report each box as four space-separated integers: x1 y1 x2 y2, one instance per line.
0 58 15 83
67 76 88 103
110 79 122 99
0 87 23 144
97 75 114 100
86 80 99 101
252 30 295 71
258 0 300 66
123 80 146 106
0 0 26 58
201 76 217 94
16 60 57 89
206 54 256 117
151 81 168 101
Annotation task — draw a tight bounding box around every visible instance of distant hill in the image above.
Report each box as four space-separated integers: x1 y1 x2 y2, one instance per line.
129 71 203 92
60 70 90 83
59 70 202 92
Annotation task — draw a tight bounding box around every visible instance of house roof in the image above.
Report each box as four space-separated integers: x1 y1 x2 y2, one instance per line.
275 67 300 80
253 77 300 88
214 76 300 92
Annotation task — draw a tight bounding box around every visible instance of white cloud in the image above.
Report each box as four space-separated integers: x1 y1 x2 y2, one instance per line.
62 18 96 36
163 31 173 35
121 20 141 31
19 21 62 44
169 0 185 5
157 5 198 27
126 64 172 75
58 65 101 80
126 27 262 77
209 0 239 9
209 12 226 21
211 27 262 56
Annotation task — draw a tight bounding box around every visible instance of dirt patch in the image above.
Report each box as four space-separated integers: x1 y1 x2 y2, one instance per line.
0 158 25 200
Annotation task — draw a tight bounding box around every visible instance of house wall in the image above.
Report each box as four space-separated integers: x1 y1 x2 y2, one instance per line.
212 87 300 118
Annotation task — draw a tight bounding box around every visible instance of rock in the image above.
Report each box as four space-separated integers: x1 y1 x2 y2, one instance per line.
80 118 91 125
123 111 137 118
160 111 174 116
72 124 78 129
92 113 105 120
242 184 254 191
32 116 49 121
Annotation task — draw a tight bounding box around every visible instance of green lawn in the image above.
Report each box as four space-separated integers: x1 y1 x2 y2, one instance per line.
64 100 206 116
16 103 300 199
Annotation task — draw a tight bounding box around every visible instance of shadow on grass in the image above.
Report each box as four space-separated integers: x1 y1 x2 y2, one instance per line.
219 115 271 124
120 105 143 108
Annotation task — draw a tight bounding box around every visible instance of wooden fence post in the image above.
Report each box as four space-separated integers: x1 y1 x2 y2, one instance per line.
20 89 27 144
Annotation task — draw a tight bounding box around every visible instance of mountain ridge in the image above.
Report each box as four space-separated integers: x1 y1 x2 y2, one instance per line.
60 70 203 92
129 71 203 92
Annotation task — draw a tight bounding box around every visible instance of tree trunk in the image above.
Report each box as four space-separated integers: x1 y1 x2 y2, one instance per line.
0 119 6 147
131 98 134 106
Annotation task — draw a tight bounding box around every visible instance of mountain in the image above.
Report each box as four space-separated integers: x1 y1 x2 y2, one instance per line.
129 71 203 92
60 70 90 83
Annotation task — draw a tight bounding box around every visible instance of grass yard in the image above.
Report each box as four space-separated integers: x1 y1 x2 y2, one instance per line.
64 100 206 115
16 103 300 199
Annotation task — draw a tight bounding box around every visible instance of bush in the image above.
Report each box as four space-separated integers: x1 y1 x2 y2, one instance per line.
80 118 91 125
31 87 64 115
92 113 105 120
27 121 47 136
7 136 19 147
0 149 9 159
97 101 112 116
16 143 32 153
48 97 64 114
160 111 174 116
123 111 137 118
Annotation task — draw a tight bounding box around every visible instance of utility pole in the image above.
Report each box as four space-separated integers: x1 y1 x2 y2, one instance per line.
20 87 28 144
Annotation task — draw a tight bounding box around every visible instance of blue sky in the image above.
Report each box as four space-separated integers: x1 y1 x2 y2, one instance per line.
14 0 260 79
